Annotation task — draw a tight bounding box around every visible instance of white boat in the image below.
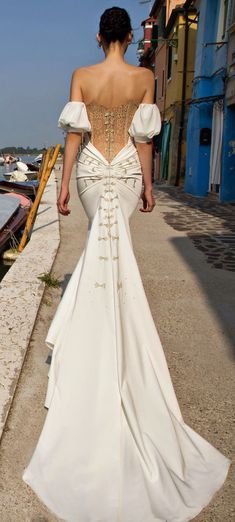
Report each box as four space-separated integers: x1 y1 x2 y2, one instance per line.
16 161 28 173
34 153 43 163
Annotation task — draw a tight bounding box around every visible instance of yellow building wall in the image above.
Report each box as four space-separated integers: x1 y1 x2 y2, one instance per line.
164 12 197 183
165 13 197 113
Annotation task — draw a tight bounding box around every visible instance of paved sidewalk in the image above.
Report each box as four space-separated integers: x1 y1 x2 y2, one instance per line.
156 185 235 272
0 169 60 441
0 174 234 521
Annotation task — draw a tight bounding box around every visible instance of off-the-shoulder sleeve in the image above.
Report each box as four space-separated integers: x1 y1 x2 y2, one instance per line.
128 103 161 143
58 101 91 133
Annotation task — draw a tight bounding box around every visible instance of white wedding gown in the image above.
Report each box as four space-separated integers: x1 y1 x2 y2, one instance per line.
23 101 231 522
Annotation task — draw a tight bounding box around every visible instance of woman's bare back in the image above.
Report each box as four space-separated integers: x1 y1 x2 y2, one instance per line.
70 62 154 108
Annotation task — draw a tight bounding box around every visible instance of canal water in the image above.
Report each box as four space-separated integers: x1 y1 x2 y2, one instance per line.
0 155 36 281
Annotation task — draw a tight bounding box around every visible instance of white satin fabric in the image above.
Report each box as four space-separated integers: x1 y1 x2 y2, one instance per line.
22 104 231 522
58 101 92 134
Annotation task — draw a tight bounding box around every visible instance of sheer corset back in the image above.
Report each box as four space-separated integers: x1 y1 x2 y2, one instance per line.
86 102 139 162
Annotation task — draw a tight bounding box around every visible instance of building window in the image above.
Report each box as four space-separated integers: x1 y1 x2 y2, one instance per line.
158 6 166 37
152 24 158 48
154 78 158 101
167 46 172 80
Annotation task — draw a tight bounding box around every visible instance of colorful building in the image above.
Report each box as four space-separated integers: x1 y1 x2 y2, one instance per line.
137 17 157 70
162 2 197 184
138 1 197 184
185 0 235 202
149 0 180 116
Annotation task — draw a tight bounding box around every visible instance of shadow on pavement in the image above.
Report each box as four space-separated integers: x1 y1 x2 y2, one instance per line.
170 235 235 360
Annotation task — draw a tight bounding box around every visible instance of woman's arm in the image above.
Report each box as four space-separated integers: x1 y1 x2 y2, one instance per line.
135 141 154 212
135 69 156 213
57 133 81 215
57 70 83 216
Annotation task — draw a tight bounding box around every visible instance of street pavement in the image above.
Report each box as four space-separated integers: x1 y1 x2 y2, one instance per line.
0 168 234 521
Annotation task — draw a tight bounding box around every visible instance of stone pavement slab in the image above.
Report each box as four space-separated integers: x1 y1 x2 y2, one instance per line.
0 170 60 441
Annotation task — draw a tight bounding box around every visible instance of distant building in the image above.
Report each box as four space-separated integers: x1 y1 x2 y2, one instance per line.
162 2 197 184
149 1 180 181
138 0 197 184
185 0 235 202
137 17 157 70
149 0 180 117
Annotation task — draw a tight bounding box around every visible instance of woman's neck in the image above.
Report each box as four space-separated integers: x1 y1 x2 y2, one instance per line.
103 41 127 63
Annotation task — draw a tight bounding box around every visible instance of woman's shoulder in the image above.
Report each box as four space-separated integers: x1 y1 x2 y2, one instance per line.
132 66 155 84
71 65 99 80
125 65 155 92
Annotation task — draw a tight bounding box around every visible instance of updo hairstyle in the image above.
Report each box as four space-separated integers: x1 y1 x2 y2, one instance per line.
99 7 132 45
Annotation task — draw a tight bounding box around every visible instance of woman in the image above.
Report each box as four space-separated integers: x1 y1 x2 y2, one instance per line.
23 7 231 522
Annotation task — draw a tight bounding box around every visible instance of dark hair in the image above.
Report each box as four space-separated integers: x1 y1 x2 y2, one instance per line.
99 7 132 44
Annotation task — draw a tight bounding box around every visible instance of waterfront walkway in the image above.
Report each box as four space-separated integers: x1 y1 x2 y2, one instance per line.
0 169 234 521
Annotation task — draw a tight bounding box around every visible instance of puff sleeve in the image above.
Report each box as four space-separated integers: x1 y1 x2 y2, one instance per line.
128 103 161 143
58 101 91 133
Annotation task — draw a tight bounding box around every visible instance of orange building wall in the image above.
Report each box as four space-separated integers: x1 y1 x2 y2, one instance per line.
152 0 180 116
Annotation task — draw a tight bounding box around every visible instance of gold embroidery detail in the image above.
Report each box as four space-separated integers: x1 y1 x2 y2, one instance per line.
103 221 117 229
98 236 108 241
86 102 139 163
99 256 109 260
113 256 119 260
95 282 106 288
117 281 122 290
111 235 119 240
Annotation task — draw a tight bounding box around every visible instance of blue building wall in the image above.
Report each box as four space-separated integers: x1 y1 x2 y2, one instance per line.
220 104 235 201
185 0 235 202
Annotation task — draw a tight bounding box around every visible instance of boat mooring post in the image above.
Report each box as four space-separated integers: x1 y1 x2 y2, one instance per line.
18 144 61 253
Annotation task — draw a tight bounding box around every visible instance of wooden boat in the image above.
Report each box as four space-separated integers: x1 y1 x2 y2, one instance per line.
0 178 39 200
6 192 31 209
0 193 32 254
0 195 20 231
3 170 39 181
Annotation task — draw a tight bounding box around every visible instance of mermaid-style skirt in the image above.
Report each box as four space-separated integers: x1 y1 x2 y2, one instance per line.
23 140 231 522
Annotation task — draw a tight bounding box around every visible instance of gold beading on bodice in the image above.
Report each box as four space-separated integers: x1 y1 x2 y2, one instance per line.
86 102 139 162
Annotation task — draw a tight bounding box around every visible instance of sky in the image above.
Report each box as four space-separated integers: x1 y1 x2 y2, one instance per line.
0 0 153 148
